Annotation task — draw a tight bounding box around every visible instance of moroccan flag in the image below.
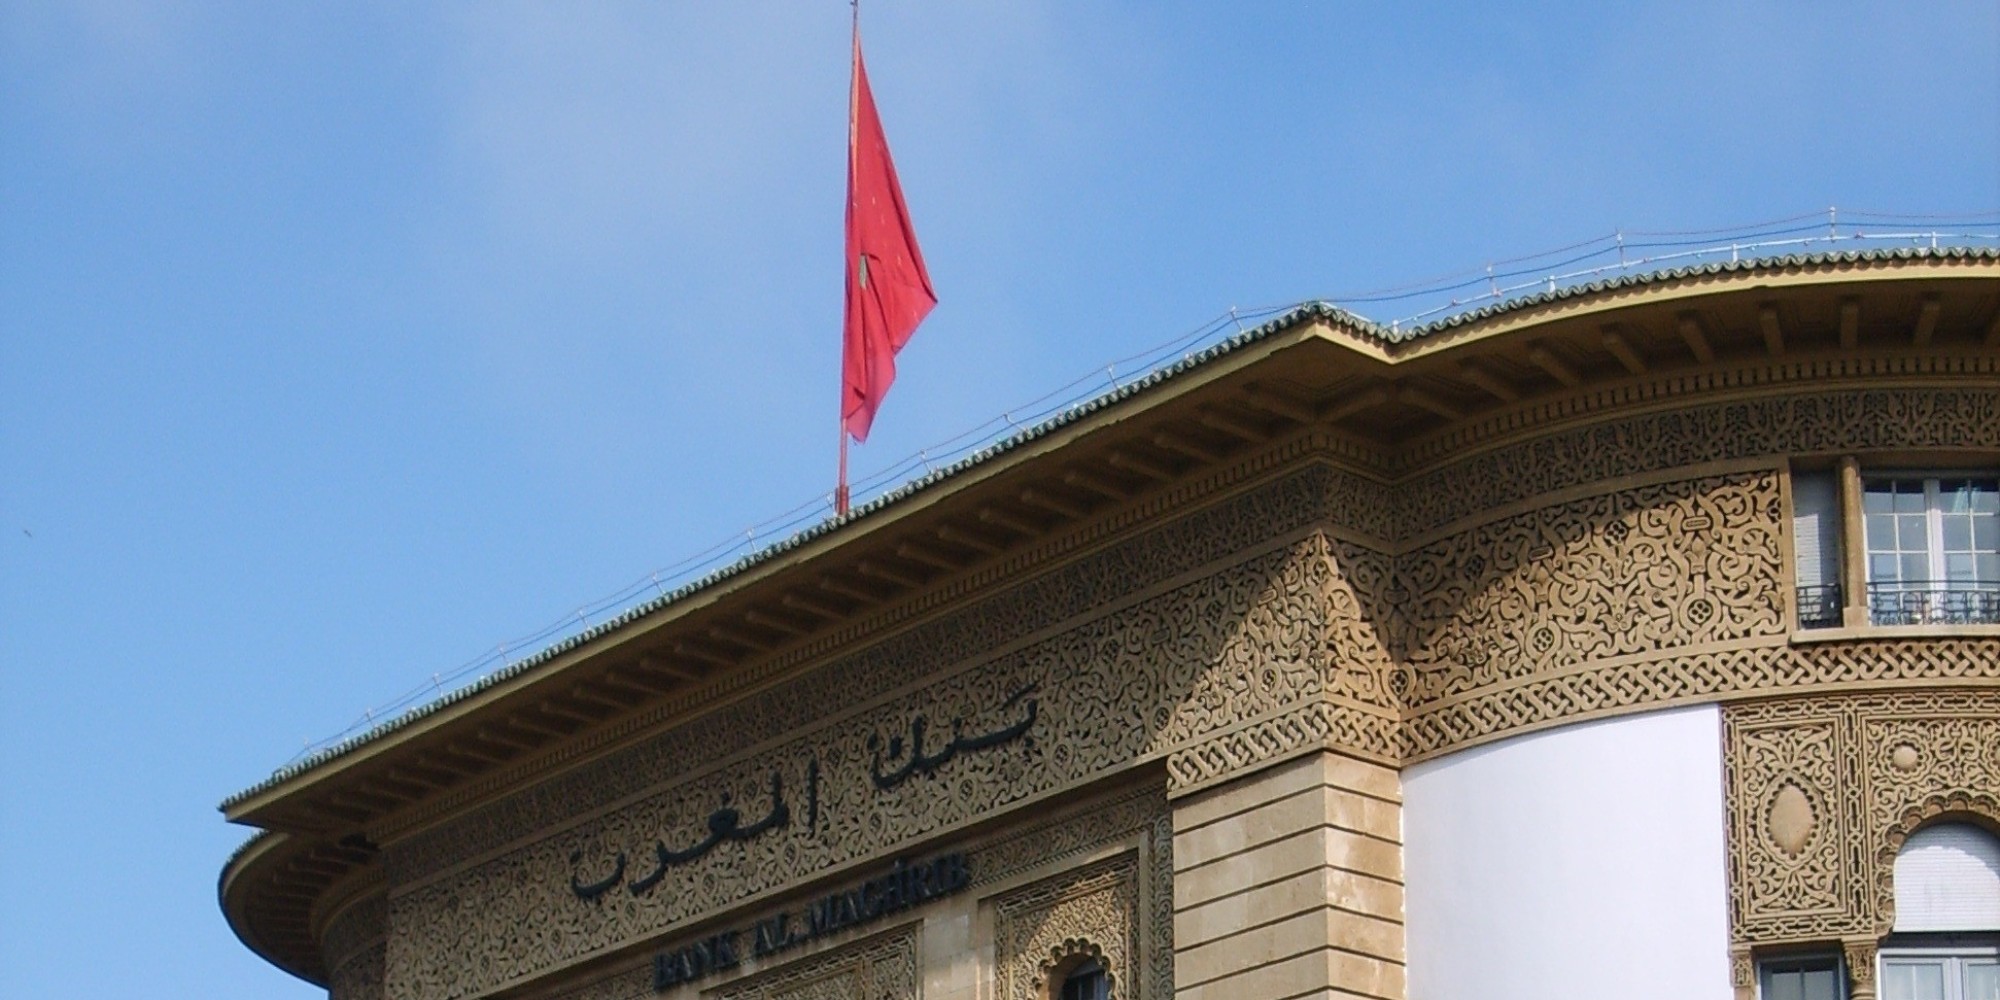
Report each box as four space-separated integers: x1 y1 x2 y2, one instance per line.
842 30 935 445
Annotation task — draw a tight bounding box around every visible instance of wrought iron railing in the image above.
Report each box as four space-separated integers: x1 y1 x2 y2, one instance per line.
1796 584 1845 629
1866 583 2000 627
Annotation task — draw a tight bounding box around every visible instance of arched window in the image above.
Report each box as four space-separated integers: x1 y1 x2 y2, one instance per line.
1056 958 1108 1000
1880 822 2000 1000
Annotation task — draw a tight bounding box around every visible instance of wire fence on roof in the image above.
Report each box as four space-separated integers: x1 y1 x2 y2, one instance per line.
281 208 2000 766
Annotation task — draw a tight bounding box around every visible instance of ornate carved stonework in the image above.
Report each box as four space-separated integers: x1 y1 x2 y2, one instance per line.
371 384 2000 1000
389 464 1359 885
529 786 1171 1000
328 942 385 1000
994 853 1140 1000
710 926 918 1000
1398 386 2000 531
1722 689 2000 948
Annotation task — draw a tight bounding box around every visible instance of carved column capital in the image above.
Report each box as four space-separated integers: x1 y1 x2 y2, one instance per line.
1842 937 1879 1000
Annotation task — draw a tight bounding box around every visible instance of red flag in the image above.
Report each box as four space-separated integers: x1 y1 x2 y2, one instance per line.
842 28 935 446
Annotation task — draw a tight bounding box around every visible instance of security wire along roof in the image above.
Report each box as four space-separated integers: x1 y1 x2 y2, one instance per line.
220 245 2000 811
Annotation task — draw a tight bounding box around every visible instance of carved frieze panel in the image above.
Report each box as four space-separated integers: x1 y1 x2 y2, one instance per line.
1398 387 2000 533
385 520 1280 999
390 464 1365 885
538 786 1171 1000
1723 688 2000 947
708 925 918 1000
993 853 1141 1000
1395 470 1788 710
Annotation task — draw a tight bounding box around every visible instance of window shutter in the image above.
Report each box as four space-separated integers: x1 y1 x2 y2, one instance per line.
1794 472 1842 590
1893 823 2000 932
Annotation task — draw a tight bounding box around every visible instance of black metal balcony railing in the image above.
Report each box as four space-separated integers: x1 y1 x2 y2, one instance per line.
1796 584 1844 629
1866 582 2000 627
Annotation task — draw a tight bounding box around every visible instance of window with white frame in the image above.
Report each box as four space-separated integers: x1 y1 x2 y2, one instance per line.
1862 477 2000 625
1880 823 2000 1000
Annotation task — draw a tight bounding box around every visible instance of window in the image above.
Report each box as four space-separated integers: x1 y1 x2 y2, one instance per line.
1058 959 1109 1000
1795 470 1845 629
1881 824 2000 1000
1880 950 1999 1000
1863 477 2000 625
1760 953 1846 1000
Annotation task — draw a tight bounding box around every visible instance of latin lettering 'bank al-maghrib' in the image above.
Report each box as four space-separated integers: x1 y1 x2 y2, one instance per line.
221 249 2000 1000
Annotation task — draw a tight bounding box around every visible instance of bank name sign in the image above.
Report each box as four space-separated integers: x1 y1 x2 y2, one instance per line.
652 852 971 990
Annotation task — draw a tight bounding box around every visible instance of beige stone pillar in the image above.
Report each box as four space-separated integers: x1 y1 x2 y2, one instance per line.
1169 751 1404 1000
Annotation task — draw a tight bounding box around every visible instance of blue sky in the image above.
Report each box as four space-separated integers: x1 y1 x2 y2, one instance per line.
2 3 1995 997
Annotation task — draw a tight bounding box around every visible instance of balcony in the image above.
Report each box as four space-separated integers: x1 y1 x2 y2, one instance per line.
1796 584 1845 629
1866 582 2000 627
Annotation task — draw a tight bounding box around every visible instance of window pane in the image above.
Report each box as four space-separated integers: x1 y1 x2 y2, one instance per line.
1883 959 1948 1000
1945 517 1973 551
1941 480 1975 513
1903 554 1929 584
1901 516 1930 551
1897 485 1927 513
1767 969 1805 1000
1948 554 1976 582
1979 554 2000 583
1867 484 1897 514
1976 516 1998 551
1801 967 1839 1000
1873 555 1901 582
1974 484 2000 514
1965 961 2000 1000
1870 514 1899 551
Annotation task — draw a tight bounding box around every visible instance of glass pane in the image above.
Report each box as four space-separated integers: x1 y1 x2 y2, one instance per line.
1873 555 1901 582
1976 516 1998 551
1965 961 2000 1000
1870 514 1899 550
1801 967 1839 1000
1867 483 1897 514
1979 553 2000 582
1974 483 2000 514
1897 485 1927 513
1945 517 1973 551
1941 480 1975 513
1883 959 1948 1000
1902 516 1930 551
1948 553 1975 581
1767 969 1804 1000
1903 554 1929 584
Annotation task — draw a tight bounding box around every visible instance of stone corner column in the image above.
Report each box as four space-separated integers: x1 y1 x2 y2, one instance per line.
1168 750 1403 1000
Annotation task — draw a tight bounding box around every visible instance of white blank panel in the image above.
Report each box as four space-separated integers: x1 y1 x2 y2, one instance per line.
1894 823 2000 932
1404 706 1733 1000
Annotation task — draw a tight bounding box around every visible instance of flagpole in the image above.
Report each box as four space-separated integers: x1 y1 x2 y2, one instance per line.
835 0 860 518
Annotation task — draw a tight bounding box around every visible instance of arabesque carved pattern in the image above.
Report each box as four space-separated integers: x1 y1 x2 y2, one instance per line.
1399 387 2000 531
1723 689 2000 948
387 532 1324 999
390 465 1359 884
710 926 918 1000
328 942 384 1000
994 853 1140 1000
1396 470 1787 707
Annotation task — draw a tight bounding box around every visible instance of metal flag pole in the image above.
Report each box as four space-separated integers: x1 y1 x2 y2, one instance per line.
835 0 860 518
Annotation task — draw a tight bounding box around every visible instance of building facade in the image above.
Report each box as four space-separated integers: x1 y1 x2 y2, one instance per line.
221 249 2000 1000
